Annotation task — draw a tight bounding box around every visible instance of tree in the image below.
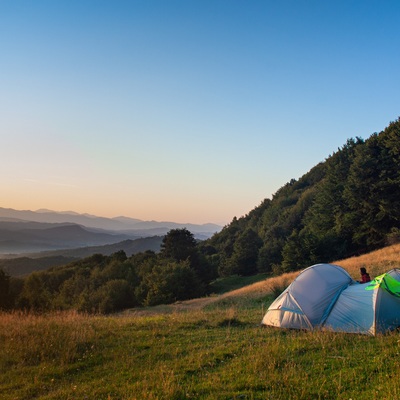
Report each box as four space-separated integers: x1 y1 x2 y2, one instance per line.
230 228 263 276
343 132 400 250
257 239 283 273
84 279 135 314
302 138 362 261
160 228 197 261
0 269 10 309
18 273 51 311
160 228 214 284
138 260 204 306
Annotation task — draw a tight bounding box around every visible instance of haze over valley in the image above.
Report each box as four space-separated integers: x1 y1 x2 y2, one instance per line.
0 207 222 256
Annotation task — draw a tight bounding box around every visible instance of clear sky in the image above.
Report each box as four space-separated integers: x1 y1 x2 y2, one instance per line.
1 1 399 225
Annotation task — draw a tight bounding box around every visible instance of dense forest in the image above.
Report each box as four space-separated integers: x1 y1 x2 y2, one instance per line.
1 118 399 313
0 229 217 313
203 117 400 276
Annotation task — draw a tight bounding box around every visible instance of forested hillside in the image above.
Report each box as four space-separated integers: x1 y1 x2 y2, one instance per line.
0 229 217 313
1 118 399 313
202 118 400 276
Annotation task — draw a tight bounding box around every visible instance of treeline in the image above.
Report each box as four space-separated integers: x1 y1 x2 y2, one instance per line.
0 229 217 313
201 118 400 276
1 118 399 313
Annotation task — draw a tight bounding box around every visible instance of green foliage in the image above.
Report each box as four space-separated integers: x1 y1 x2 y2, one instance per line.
161 228 216 284
3 119 400 311
206 118 400 276
86 279 134 314
230 228 263 276
0 256 78 277
138 260 204 306
160 228 197 261
18 273 52 311
3 229 216 313
0 269 10 309
209 273 269 294
2 300 400 399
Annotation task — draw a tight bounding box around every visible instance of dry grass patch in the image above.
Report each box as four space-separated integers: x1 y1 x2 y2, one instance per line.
234 243 400 302
334 243 400 280
210 272 298 306
0 311 99 368
121 244 400 319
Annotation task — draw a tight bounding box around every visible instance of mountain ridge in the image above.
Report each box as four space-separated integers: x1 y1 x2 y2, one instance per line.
0 222 130 255
0 207 222 233
205 117 400 276
0 208 221 255
0 236 164 276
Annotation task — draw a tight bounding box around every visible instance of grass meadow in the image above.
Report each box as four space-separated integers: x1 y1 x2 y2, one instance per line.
2 244 400 399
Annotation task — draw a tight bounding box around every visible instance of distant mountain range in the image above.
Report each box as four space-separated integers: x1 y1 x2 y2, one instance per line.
0 221 130 254
0 207 222 256
0 237 164 277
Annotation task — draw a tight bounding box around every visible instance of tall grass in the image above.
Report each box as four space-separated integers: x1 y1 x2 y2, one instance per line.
2 303 400 399
0 311 98 366
334 242 400 280
2 244 400 399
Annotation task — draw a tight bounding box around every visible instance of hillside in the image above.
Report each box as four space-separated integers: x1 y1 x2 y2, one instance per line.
2 118 400 316
0 221 137 257
0 208 222 238
0 221 130 254
0 256 79 277
0 229 216 313
122 242 400 316
0 210 221 256
203 118 400 277
0 236 164 277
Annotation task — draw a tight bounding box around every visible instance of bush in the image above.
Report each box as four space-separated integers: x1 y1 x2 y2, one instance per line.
139 260 205 306
94 280 135 314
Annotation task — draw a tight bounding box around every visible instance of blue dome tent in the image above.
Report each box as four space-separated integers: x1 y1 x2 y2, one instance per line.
262 264 400 336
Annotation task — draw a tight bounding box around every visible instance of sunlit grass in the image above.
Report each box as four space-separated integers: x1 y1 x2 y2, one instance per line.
2 302 400 399
334 242 400 280
2 244 400 399
209 273 270 294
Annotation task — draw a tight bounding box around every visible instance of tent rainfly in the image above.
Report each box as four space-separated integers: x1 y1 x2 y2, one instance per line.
261 263 400 336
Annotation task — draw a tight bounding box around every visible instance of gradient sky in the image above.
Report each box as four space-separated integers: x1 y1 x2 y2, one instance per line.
1 1 399 225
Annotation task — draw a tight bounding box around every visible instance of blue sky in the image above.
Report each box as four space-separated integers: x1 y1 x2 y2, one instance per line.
1 1 399 225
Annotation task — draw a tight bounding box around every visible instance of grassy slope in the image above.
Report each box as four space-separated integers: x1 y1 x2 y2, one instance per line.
1 244 400 399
